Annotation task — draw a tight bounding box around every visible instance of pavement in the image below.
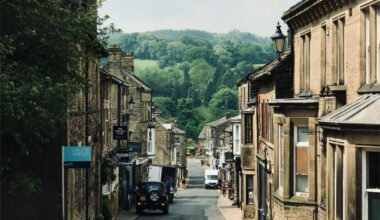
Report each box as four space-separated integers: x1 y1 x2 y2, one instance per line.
217 191 243 220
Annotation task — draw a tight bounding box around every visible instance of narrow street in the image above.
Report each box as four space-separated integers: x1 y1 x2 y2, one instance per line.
134 158 225 220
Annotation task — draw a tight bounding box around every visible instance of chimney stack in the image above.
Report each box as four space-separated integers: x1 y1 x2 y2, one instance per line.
122 52 134 75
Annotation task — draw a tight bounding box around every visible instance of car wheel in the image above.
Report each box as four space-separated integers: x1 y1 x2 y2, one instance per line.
169 198 173 203
205 185 208 189
136 208 142 214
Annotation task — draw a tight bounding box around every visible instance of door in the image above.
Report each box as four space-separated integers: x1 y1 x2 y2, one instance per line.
258 160 267 220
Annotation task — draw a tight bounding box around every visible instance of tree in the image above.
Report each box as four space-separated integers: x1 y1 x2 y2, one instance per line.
209 88 238 117
0 0 115 210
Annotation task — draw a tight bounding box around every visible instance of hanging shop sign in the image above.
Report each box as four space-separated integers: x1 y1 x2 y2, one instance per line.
113 126 128 140
224 152 234 163
128 142 142 152
63 146 92 168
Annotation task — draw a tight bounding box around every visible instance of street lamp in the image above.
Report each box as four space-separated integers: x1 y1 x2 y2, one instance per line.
271 22 287 60
128 96 135 110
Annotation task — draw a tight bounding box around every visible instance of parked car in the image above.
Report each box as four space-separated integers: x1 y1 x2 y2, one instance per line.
135 181 169 214
204 169 219 189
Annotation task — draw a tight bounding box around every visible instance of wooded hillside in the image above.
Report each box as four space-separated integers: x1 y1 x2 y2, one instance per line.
110 29 275 139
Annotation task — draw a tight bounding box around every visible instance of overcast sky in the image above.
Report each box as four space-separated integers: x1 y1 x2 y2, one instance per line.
99 0 300 37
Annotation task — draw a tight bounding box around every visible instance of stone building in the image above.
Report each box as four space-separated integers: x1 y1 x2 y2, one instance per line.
151 116 174 166
280 0 380 219
66 45 102 220
173 127 187 181
201 115 233 169
237 50 292 219
236 0 380 219
105 47 154 211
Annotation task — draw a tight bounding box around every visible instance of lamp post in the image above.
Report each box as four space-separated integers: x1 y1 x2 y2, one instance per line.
271 22 287 60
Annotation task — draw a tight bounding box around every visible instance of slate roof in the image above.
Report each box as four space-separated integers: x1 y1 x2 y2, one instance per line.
206 116 231 127
237 49 291 85
198 127 206 139
173 127 186 135
318 94 380 130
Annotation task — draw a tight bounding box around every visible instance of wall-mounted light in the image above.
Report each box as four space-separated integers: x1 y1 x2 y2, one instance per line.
271 22 287 60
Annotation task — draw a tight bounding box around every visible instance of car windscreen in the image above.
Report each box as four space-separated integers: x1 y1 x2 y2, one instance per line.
206 175 218 180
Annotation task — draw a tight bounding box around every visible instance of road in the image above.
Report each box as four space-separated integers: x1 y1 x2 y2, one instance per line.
135 158 224 220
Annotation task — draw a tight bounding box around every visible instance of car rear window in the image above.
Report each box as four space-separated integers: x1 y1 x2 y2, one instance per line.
140 182 163 192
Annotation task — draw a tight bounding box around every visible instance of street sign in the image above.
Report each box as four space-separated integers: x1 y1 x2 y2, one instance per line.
128 142 142 152
63 146 92 168
113 126 128 140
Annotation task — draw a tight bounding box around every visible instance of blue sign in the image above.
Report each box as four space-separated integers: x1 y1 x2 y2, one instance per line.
63 146 92 168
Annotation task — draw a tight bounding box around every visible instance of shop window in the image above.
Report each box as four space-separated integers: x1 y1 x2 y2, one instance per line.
362 151 380 220
246 175 254 205
294 126 309 194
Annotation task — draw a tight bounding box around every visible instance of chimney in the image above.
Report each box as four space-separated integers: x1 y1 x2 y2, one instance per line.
122 52 134 75
107 46 124 78
225 112 231 119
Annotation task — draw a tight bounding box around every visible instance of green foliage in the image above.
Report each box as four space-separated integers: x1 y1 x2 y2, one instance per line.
209 88 238 118
111 29 275 139
0 0 116 199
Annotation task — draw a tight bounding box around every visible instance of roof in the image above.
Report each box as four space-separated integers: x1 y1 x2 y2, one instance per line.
173 127 186 135
282 0 314 21
198 127 206 139
124 71 152 92
237 49 291 85
268 97 318 108
206 116 231 127
318 94 380 130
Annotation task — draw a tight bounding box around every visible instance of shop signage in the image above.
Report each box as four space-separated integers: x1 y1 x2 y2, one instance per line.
113 126 128 140
63 146 92 168
225 152 234 163
128 142 142 152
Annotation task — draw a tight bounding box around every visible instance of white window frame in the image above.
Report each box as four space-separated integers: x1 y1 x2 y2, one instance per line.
362 148 380 220
377 7 380 82
147 128 155 155
233 124 241 155
171 147 176 164
293 125 309 195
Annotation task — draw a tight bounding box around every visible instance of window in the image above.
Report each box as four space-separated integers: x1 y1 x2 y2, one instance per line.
147 128 155 155
362 151 380 220
171 147 176 163
246 175 254 205
330 144 344 219
321 25 327 87
300 32 311 91
175 137 180 145
233 124 241 155
278 124 284 192
333 17 345 85
244 114 253 143
294 126 309 194
364 7 380 84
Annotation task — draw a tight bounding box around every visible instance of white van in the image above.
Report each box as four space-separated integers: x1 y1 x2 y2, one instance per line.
204 169 219 189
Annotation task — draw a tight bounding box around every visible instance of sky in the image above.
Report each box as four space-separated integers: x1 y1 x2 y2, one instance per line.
99 0 301 37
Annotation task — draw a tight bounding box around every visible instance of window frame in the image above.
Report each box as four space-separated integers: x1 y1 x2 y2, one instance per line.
278 124 284 193
147 128 155 155
293 125 309 196
362 149 380 220
233 123 241 155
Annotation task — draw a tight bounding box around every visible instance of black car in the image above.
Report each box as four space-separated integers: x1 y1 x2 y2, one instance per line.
135 181 169 214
